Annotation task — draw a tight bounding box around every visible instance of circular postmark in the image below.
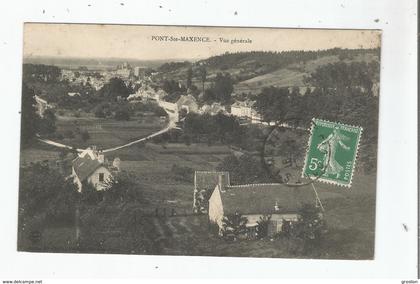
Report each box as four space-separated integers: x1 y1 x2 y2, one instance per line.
260 119 330 187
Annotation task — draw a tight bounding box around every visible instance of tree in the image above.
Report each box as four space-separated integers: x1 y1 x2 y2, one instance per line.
38 108 56 135
291 204 327 252
79 181 103 206
254 86 290 123
80 130 90 142
213 72 234 104
216 154 272 184
186 67 193 89
114 106 131 121
256 215 272 238
19 162 79 225
199 66 207 94
20 83 39 147
98 77 132 100
94 102 111 118
221 213 248 240
103 172 143 204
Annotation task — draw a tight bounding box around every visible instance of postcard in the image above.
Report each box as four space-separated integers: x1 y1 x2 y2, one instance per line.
19 23 381 259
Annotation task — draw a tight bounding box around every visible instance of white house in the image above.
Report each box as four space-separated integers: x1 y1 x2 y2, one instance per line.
72 148 113 192
208 179 317 237
230 100 262 124
230 100 253 118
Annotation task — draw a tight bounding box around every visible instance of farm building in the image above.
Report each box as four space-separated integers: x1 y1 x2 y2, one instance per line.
71 148 113 192
208 181 317 237
193 171 230 213
230 100 262 124
176 94 199 114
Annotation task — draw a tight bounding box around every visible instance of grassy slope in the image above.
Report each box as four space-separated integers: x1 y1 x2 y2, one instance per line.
234 53 379 95
54 113 166 149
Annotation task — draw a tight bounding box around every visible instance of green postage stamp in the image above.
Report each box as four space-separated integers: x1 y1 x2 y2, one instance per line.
302 118 363 187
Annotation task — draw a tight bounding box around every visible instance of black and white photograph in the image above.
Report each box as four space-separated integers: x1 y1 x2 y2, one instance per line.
18 23 382 260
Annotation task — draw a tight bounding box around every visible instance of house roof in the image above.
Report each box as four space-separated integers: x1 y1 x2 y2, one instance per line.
195 171 230 190
231 100 255 108
72 155 104 182
219 183 316 215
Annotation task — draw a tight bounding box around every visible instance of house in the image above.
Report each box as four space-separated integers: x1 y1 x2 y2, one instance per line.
208 180 317 237
72 147 113 192
230 100 252 118
230 100 262 124
200 102 227 115
250 109 263 124
193 171 230 213
176 94 199 114
34 95 53 117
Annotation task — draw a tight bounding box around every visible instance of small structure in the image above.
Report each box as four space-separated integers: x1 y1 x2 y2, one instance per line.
208 181 316 237
230 100 262 124
34 95 53 117
72 147 112 192
67 92 81 97
176 94 199 114
193 171 230 213
200 102 227 115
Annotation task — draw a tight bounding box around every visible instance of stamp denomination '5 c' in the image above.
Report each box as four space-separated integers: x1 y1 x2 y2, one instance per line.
302 118 363 187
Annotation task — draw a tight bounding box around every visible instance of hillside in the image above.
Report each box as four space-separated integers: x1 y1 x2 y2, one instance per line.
234 52 379 95
155 48 380 96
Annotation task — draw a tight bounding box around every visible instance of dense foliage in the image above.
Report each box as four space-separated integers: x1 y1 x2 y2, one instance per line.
19 162 79 225
98 77 133 100
20 83 58 146
216 154 272 184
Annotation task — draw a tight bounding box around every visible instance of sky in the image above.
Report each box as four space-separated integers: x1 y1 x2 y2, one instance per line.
23 23 381 60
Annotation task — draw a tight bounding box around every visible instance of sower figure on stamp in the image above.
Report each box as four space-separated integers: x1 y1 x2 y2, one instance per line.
317 128 351 178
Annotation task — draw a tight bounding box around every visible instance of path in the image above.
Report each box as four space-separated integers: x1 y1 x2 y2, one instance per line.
37 97 180 153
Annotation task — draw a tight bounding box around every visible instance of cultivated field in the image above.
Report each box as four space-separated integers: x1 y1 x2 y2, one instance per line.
54 113 166 149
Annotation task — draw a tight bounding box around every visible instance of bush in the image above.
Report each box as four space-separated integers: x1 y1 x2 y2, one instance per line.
171 164 194 183
80 182 103 206
114 107 131 121
221 213 248 241
256 215 272 239
102 172 143 204
80 130 90 142
284 204 327 254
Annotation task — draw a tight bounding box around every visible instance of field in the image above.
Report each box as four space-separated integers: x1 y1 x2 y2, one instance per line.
54 113 166 149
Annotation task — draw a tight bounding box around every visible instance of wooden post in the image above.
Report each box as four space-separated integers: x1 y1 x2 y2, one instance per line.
311 183 325 212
